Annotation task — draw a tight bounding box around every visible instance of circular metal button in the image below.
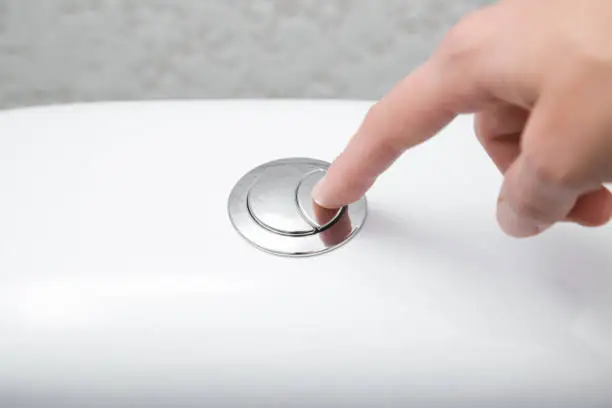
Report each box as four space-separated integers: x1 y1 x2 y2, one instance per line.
246 166 341 236
228 158 367 257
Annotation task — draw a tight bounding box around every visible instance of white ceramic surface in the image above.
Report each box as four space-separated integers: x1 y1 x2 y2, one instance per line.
0 100 611 407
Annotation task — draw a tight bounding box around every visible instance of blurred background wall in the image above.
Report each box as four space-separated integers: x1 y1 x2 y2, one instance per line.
0 0 491 109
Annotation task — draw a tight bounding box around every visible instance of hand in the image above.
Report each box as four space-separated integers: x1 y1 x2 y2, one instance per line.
312 0 612 238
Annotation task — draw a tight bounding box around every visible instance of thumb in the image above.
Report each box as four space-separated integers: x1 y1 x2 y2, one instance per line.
496 153 580 237
498 149 612 238
496 82 612 237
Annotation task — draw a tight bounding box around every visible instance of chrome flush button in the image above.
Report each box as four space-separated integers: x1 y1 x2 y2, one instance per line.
228 158 367 257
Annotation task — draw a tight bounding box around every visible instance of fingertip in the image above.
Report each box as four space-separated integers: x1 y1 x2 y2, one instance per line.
311 175 336 209
312 171 373 209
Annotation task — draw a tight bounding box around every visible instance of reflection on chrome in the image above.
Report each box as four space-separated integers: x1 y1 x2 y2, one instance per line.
313 201 353 246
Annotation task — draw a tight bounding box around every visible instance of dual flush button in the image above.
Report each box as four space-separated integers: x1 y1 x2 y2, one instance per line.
228 158 367 257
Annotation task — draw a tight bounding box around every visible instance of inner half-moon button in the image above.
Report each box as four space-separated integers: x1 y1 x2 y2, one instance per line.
246 165 316 236
295 170 344 230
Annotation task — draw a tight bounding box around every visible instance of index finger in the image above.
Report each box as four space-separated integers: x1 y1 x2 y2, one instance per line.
312 57 486 209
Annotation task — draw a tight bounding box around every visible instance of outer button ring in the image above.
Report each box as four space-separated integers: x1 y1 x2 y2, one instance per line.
228 158 367 257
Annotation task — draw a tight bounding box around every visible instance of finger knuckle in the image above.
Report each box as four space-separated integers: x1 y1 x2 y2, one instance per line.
364 101 383 123
375 136 405 162
437 10 488 66
438 23 476 64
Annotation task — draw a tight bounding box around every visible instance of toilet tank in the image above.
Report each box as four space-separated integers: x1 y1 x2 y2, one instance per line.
0 100 611 407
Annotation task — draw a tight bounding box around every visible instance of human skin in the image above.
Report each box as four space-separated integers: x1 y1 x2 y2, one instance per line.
312 0 612 238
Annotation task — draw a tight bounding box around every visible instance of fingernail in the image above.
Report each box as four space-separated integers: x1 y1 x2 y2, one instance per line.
312 175 335 208
497 199 551 238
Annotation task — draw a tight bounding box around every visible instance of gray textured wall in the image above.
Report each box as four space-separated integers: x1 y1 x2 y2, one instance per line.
0 0 491 109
